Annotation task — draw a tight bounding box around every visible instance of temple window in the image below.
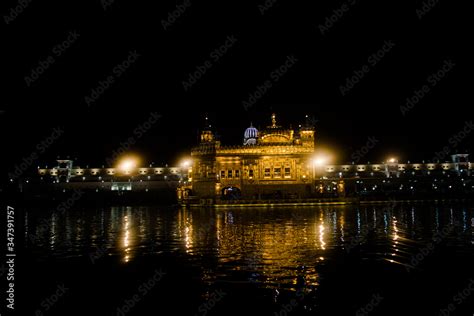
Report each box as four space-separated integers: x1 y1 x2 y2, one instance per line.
284 167 291 178
264 168 271 178
220 170 225 179
235 170 240 178
228 170 233 178
274 168 281 177
249 170 254 178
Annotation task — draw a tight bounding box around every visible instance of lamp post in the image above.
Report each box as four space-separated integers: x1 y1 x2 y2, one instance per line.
385 157 398 178
312 157 327 179
119 159 137 174
180 159 192 182
312 156 328 195
117 157 139 180
116 157 140 192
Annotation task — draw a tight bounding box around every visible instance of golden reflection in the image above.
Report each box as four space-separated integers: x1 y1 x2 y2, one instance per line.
392 216 399 241
391 216 399 259
319 212 326 250
175 207 349 289
121 213 134 263
177 209 220 254
216 212 222 245
180 210 194 253
185 225 193 252
319 223 326 250
339 211 345 243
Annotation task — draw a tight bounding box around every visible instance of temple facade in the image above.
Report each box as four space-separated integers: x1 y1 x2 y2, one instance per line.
180 114 324 201
32 113 472 202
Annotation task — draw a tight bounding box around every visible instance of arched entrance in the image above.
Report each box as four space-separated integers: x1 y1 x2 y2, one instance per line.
177 187 193 201
221 186 241 200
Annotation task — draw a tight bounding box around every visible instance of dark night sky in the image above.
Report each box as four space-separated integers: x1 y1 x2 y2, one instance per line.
0 0 470 176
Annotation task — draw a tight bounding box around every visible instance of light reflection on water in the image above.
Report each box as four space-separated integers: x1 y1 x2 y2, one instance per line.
25 205 474 290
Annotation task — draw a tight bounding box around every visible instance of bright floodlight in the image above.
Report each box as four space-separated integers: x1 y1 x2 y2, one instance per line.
119 159 137 173
388 158 397 163
181 159 191 168
313 157 327 167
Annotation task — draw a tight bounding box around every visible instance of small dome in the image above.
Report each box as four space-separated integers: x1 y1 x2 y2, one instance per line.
244 126 258 139
244 124 258 145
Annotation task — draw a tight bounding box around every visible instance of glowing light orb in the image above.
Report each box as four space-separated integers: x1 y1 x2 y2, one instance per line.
118 158 138 173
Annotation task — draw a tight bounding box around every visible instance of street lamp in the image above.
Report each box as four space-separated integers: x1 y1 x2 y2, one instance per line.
385 157 399 178
181 160 191 168
117 157 139 174
180 159 192 181
313 157 327 167
312 155 330 181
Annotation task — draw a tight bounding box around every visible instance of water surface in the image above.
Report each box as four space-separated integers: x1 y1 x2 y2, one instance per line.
22 204 474 315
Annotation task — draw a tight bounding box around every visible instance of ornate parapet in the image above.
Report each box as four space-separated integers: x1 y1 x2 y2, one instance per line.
215 144 314 155
38 166 182 178
318 162 472 178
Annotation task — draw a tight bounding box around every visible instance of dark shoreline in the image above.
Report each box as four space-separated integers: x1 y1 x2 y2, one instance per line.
6 190 474 208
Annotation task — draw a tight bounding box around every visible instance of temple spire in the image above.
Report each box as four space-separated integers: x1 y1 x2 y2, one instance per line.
271 113 277 128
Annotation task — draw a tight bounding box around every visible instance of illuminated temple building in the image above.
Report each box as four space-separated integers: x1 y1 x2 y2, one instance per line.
178 113 336 201
177 113 473 204
32 113 472 203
